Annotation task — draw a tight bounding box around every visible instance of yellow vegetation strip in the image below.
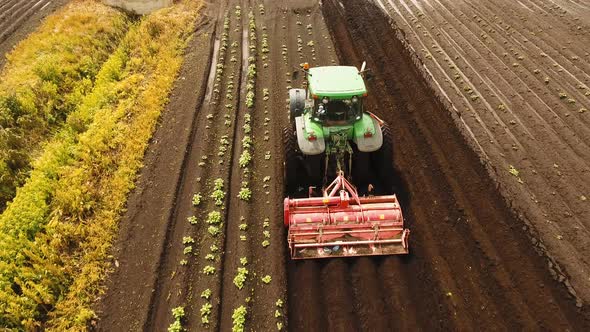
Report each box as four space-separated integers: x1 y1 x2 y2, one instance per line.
0 1 129 209
0 1 202 330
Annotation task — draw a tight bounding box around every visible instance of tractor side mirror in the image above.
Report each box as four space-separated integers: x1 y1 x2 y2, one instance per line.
365 71 374 81
292 70 299 80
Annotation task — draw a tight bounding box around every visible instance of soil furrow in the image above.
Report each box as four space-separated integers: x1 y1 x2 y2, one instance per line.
379 0 590 303
348 259 392 331
414 0 587 260
0 2 44 43
432 0 590 151
0 0 69 69
0 0 35 23
0 0 46 36
0 0 23 14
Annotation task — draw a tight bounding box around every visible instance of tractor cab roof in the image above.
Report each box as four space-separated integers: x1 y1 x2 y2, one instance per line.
308 66 367 99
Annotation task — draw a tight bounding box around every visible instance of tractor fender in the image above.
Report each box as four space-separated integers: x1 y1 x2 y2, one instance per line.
289 88 306 118
353 114 383 152
295 116 325 155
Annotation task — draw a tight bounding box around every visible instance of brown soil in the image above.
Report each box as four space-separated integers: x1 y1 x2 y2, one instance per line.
96 0 590 331
0 0 69 68
375 0 590 304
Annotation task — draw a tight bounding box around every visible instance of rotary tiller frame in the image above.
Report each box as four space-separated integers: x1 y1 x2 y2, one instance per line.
284 173 410 259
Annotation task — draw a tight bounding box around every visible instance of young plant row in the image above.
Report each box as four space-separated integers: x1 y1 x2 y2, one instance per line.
178 11 238 331
237 10 259 200
212 14 231 104
245 11 258 109
174 7 244 331
225 9 261 332
190 178 225 329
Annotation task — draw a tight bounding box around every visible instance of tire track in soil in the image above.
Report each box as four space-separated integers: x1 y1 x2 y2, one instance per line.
271 3 360 330
274 4 320 330
284 7 361 330
282 0 590 330
269 4 329 330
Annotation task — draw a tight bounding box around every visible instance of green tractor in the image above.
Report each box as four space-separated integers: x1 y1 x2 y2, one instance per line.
284 63 393 195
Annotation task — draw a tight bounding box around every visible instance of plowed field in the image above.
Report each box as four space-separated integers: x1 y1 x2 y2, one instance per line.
96 0 590 330
376 0 590 304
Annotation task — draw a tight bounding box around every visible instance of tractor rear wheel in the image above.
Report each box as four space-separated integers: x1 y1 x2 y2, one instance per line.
283 126 302 195
289 88 306 121
302 153 324 190
352 144 371 194
371 123 395 193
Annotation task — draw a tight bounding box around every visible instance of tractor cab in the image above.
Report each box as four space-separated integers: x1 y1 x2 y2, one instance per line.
307 66 366 126
288 64 383 156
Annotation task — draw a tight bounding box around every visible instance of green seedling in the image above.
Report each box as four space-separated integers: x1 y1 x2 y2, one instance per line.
233 267 249 289
203 265 215 275
232 306 247 332
201 288 212 299
192 193 202 206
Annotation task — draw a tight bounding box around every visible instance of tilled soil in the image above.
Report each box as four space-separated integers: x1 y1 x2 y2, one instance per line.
376 0 590 304
0 0 69 68
96 0 590 331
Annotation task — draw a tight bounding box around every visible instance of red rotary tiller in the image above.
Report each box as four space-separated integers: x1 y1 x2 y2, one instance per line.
284 173 410 259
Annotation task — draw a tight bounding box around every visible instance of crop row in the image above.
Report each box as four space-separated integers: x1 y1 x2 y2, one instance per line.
228 8 260 331
168 7 243 331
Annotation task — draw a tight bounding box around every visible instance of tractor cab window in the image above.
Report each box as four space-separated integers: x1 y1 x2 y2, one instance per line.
314 97 362 125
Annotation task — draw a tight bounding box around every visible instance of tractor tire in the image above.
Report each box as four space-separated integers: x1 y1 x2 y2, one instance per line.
371 123 395 193
283 126 302 195
289 88 306 120
352 144 371 194
302 153 324 190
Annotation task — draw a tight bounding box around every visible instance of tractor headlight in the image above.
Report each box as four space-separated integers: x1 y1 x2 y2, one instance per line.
322 97 329 104
351 96 359 103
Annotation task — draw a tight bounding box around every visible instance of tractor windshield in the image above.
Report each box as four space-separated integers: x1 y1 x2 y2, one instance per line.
313 97 362 125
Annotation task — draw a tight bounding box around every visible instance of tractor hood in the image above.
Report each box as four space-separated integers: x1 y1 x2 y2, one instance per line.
308 66 367 99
